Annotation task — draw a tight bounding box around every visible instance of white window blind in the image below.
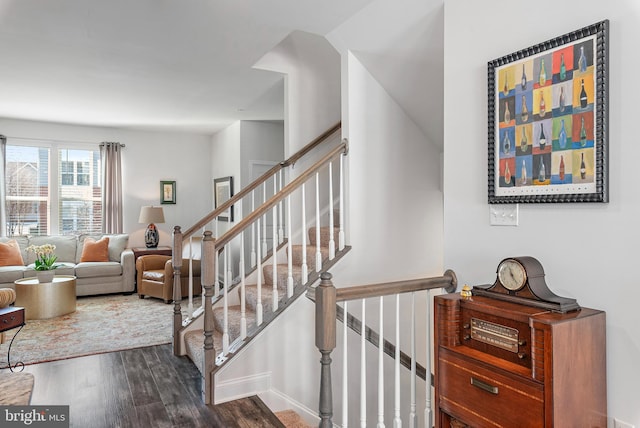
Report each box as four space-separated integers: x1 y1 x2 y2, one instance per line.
5 141 102 236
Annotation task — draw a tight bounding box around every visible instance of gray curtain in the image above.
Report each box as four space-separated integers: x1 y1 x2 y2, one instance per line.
100 142 124 234
0 136 6 237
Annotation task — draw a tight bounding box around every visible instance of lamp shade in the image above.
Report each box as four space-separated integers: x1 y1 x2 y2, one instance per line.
138 206 165 224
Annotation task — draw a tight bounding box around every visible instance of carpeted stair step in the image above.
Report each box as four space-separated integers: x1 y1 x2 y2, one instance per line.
184 328 223 375
263 264 303 287
275 409 313 428
289 245 330 268
244 283 292 317
308 226 340 248
212 305 256 343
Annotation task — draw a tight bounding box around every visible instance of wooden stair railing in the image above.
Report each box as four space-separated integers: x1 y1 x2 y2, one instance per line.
170 121 342 353
171 123 348 404
315 271 457 428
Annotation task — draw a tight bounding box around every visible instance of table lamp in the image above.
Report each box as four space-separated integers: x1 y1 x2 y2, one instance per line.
138 206 165 248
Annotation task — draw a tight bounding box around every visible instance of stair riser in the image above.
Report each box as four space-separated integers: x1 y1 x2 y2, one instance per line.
308 227 340 247
289 245 330 267
262 265 303 287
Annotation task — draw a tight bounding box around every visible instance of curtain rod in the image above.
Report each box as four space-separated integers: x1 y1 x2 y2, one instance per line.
0 135 124 147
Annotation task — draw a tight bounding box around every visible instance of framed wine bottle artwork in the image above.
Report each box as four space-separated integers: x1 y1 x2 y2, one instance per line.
488 20 609 203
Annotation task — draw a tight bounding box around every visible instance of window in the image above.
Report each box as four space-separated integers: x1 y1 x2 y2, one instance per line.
5 141 102 236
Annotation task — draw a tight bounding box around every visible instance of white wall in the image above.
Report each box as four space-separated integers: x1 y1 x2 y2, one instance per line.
444 1 640 426
239 120 284 189
254 30 341 157
0 118 211 247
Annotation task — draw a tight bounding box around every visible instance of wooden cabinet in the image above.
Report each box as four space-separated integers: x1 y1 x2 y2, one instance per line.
434 294 607 428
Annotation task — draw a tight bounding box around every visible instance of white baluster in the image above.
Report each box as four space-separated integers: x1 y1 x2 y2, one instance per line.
394 294 401 428
360 299 367 428
262 183 267 256
328 161 335 260
409 293 416 428
339 153 345 251
188 235 194 317
272 197 278 312
251 190 256 267
315 172 322 272
256 218 263 326
278 169 284 244
201 228 206 310
222 245 229 355
342 300 349 428
286 195 293 298
240 232 247 339
214 246 220 299
425 289 431 428
378 296 385 428
301 184 308 284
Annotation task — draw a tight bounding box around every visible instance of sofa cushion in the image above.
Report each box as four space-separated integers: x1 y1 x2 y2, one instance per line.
0 240 24 266
77 234 128 263
0 266 28 283
0 237 29 266
27 235 77 264
74 262 122 278
80 237 110 262
24 262 75 277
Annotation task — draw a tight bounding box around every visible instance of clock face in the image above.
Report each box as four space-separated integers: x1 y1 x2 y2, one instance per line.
497 259 527 291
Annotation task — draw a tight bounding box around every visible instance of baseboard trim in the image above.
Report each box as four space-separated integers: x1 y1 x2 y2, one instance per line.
258 388 320 426
213 372 271 405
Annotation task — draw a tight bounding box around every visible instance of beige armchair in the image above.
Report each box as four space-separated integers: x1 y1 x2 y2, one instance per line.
136 255 202 303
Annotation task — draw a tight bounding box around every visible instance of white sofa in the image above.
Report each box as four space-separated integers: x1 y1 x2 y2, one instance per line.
0 234 135 296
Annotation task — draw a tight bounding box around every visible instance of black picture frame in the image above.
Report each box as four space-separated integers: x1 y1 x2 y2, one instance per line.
214 176 234 222
488 20 609 203
160 180 176 204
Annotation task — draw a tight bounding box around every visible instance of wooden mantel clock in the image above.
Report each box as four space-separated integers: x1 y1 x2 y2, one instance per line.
434 256 607 428
472 256 580 312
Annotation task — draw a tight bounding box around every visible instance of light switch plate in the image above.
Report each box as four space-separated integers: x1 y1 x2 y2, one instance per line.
614 418 635 428
490 204 519 226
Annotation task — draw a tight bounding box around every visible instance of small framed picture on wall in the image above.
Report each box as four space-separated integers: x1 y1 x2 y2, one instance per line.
160 180 176 204
214 176 234 221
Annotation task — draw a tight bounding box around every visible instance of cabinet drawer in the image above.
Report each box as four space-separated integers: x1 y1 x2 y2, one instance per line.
0 307 25 331
438 349 543 427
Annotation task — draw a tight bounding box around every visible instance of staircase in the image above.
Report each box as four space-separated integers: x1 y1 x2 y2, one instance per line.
169 123 349 406
183 220 346 375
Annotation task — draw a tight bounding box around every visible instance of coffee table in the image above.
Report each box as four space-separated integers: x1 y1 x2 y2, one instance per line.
14 275 77 320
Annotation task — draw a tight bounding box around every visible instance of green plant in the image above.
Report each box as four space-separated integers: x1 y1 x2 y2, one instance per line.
26 244 60 271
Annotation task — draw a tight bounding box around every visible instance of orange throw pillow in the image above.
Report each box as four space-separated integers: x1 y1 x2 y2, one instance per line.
80 237 110 262
0 240 24 266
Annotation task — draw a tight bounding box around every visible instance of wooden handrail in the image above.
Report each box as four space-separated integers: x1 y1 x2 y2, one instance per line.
335 270 457 302
213 140 348 251
180 121 341 240
314 270 457 427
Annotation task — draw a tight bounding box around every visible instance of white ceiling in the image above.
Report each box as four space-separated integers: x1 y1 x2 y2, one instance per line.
0 0 373 134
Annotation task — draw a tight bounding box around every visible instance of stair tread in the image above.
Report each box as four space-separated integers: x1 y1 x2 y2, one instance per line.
212 305 256 342
184 328 222 374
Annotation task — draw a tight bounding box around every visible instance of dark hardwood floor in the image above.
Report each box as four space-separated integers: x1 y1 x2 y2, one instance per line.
18 344 285 428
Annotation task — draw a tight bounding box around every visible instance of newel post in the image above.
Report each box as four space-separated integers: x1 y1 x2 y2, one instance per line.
316 272 336 428
201 231 216 404
172 226 183 356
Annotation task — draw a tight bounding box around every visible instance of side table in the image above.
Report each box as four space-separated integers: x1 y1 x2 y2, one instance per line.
132 246 172 261
0 306 25 372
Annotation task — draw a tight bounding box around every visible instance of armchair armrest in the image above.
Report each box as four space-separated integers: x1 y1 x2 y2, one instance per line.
136 254 171 271
163 258 201 278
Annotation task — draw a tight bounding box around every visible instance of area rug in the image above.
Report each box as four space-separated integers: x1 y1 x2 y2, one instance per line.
0 294 201 368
